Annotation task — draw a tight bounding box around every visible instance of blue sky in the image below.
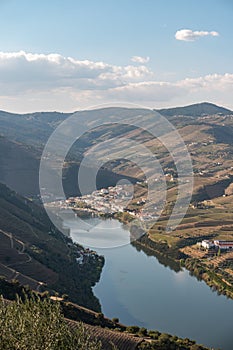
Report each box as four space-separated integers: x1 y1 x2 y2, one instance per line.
0 0 232 112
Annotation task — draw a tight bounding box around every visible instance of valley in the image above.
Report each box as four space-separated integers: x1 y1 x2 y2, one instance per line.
1 102 233 349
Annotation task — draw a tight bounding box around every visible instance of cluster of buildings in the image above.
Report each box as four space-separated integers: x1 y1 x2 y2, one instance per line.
47 181 162 224
200 239 233 250
77 184 161 222
76 185 133 214
62 182 160 222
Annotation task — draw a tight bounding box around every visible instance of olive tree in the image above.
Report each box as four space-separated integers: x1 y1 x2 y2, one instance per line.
0 295 102 350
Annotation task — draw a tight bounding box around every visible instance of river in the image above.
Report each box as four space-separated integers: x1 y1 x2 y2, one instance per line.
66 217 233 350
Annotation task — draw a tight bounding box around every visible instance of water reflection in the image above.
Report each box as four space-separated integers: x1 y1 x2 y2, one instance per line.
68 217 233 350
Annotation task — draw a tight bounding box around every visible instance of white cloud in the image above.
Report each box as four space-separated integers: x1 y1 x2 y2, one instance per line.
105 81 186 102
61 73 233 111
0 50 232 112
77 73 232 101
175 29 219 41
0 50 153 94
131 56 150 64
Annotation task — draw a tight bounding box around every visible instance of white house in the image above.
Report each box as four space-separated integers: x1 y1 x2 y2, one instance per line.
201 240 215 249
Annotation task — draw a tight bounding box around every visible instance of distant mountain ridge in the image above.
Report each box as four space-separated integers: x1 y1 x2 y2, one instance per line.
1 102 232 122
157 102 233 117
0 102 231 149
0 101 232 199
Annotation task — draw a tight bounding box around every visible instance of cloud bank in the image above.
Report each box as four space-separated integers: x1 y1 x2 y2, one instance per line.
131 56 150 64
0 50 232 112
175 29 219 41
0 50 153 91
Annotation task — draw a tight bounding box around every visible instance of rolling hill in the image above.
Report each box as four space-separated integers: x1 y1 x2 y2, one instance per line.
0 102 231 148
158 102 233 117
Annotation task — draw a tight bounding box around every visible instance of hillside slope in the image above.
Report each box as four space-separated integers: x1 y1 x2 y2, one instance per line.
0 135 137 198
1 103 231 147
0 280 209 350
0 136 42 196
0 182 104 311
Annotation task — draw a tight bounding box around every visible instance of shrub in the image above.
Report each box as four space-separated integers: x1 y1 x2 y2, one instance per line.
126 325 140 334
139 327 148 336
0 295 102 350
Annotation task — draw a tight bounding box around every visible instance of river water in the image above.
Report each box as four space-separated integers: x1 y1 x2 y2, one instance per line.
67 217 233 350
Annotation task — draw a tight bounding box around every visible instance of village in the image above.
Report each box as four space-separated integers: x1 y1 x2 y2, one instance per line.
48 182 160 223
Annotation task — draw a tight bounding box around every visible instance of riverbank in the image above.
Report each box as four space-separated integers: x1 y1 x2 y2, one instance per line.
120 207 233 300
133 231 233 300
181 257 233 299
73 200 233 300
74 207 233 300
69 216 233 349
0 278 210 350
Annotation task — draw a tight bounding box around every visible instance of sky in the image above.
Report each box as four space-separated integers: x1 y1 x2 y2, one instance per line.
0 0 232 112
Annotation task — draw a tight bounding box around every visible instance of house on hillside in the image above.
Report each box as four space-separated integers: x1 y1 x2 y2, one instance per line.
201 240 215 249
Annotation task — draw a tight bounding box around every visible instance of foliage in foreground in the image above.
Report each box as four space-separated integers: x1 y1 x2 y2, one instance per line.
0 295 102 350
124 327 209 350
138 330 209 350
